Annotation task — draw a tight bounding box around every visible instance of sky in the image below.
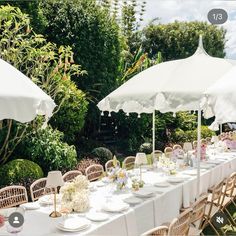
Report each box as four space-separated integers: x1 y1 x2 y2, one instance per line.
141 0 236 59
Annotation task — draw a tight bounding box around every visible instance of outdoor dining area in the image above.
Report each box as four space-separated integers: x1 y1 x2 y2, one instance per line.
0 30 236 236
0 135 235 235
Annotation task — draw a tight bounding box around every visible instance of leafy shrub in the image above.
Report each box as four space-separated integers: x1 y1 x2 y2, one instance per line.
0 159 44 186
90 147 113 165
171 126 215 144
18 127 77 173
50 80 88 144
139 142 152 154
76 158 100 175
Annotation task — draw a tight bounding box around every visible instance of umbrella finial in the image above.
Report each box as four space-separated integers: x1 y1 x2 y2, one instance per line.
195 34 208 55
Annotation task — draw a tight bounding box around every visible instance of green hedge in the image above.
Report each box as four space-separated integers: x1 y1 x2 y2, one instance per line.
0 159 44 186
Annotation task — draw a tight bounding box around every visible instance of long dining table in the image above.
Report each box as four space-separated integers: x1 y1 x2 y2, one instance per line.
0 150 236 236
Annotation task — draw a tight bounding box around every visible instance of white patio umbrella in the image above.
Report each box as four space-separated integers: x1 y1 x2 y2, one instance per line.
0 58 56 123
204 66 236 131
98 36 236 196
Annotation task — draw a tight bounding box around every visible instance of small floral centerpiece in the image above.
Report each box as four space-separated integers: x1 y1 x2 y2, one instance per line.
108 166 128 190
107 156 128 190
158 156 176 175
60 175 90 213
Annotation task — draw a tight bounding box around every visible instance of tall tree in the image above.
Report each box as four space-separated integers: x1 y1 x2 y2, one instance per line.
142 21 226 61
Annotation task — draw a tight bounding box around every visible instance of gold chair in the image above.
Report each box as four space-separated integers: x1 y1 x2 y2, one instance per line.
173 144 182 150
105 159 120 172
141 226 168 236
85 164 104 181
63 170 82 182
168 208 192 236
30 178 54 202
201 181 224 236
123 156 135 170
0 185 28 209
164 147 173 158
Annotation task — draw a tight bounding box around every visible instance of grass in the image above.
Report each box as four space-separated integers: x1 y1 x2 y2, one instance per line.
203 203 236 235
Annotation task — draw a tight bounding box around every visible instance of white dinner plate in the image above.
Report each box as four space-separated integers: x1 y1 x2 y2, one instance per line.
154 182 170 187
20 202 40 210
57 218 91 232
182 170 198 176
167 177 185 183
124 196 143 205
39 194 61 205
133 188 155 198
86 211 109 222
200 163 215 169
102 201 129 212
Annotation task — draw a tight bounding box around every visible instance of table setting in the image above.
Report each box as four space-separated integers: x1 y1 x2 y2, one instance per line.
0 147 235 236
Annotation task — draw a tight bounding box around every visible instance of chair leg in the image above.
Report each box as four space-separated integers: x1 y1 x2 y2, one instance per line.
224 208 235 226
208 221 221 236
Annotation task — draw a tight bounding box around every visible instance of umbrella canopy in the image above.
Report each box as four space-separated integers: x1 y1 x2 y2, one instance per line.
205 66 236 130
0 58 56 122
98 37 236 115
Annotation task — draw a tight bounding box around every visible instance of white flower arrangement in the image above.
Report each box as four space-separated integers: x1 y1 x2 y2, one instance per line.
60 175 90 212
158 156 176 174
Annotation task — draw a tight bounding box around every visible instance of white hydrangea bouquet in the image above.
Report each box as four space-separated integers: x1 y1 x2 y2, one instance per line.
60 175 90 213
158 156 176 175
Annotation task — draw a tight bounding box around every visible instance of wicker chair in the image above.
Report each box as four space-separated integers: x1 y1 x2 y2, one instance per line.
141 226 168 236
85 164 104 181
30 178 55 202
151 150 163 161
173 144 182 150
123 156 135 170
188 194 208 235
201 181 224 235
0 185 28 209
164 147 173 158
168 208 192 236
63 170 82 182
105 160 120 172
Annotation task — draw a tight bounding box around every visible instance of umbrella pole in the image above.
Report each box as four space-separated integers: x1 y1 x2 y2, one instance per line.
197 107 201 197
152 111 155 164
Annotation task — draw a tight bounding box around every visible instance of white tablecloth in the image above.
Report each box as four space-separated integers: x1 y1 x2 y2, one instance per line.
0 152 235 236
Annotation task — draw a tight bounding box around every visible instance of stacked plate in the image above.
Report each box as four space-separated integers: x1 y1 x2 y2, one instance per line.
38 194 61 205
102 201 129 212
154 182 170 188
21 202 40 210
167 177 186 184
133 188 156 198
86 211 109 222
57 218 91 232
200 163 215 169
206 160 223 165
124 196 143 205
